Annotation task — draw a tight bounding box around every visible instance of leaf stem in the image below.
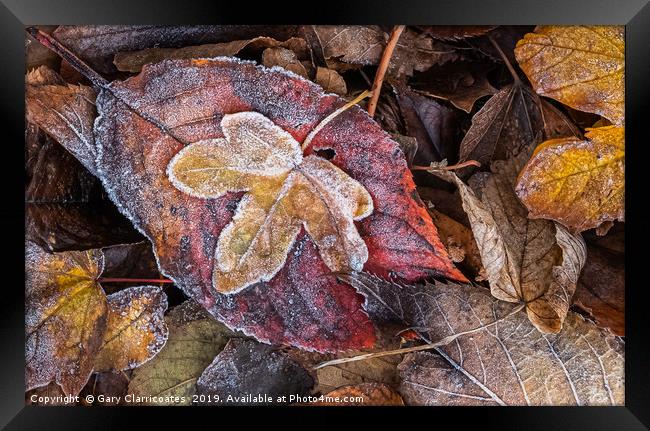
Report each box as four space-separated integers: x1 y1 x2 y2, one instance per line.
411 160 481 171
367 25 406 117
312 303 525 370
98 278 174 284
488 35 521 84
26 27 109 88
301 90 372 151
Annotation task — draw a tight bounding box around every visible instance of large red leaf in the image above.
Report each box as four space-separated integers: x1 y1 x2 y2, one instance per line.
94 57 465 352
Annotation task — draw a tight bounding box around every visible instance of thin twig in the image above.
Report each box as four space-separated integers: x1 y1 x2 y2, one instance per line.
411 160 481 171
488 35 520 83
27 27 109 88
301 90 372 151
312 303 525 370
98 278 175 284
367 25 406 117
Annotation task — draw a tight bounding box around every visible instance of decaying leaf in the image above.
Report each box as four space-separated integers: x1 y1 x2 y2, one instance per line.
127 301 235 405
114 36 309 74
196 338 314 405
410 61 497 113
312 324 404 394
167 111 373 294
262 46 309 78
313 26 459 77
574 237 625 336
312 383 404 406
94 286 169 372
25 123 142 251
418 25 499 41
458 80 580 166
314 67 347 95
26 66 99 174
343 273 624 406
432 151 587 333
26 241 168 395
53 25 300 74
516 126 624 233
515 26 624 126
428 208 483 279
26 241 107 396
394 84 461 163
93 57 465 351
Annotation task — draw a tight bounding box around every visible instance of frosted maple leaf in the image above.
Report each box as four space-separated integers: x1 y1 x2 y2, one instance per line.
167 111 373 294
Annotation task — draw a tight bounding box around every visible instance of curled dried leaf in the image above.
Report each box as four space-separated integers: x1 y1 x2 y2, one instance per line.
314 67 347 95
432 151 586 333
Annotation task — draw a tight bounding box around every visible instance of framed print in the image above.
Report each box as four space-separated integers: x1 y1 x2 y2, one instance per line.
1 0 649 428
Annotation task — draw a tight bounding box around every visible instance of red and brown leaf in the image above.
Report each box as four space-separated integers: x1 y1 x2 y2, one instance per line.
93 57 466 352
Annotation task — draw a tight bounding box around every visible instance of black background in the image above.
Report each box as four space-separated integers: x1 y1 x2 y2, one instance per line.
1 0 649 429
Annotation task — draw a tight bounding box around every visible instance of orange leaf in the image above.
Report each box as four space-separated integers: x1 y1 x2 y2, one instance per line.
515 26 624 125
516 126 624 233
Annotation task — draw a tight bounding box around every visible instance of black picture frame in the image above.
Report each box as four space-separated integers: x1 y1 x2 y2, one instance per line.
2 0 648 428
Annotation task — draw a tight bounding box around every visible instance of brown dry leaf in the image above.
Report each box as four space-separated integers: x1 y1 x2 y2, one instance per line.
261 46 309 77
394 84 461 163
26 241 107 396
313 26 459 77
127 301 236 405
574 241 625 336
312 383 404 406
515 26 624 126
432 151 586 333
458 80 580 166
314 67 347 95
410 61 497 113
314 324 403 394
343 273 624 406
25 124 142 252
167 111 373 294
54 25 301 74
114 36 310 73
515 126 624 233
428 208 483 279
25 66 98 174
418 25 499 41
196 339 314 405
94 286 169 372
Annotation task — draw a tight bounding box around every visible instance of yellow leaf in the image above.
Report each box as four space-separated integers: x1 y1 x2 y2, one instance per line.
515 26 624 125
516 126 624 233
26 241 107 396
94 286 169 372
168 112 373 294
